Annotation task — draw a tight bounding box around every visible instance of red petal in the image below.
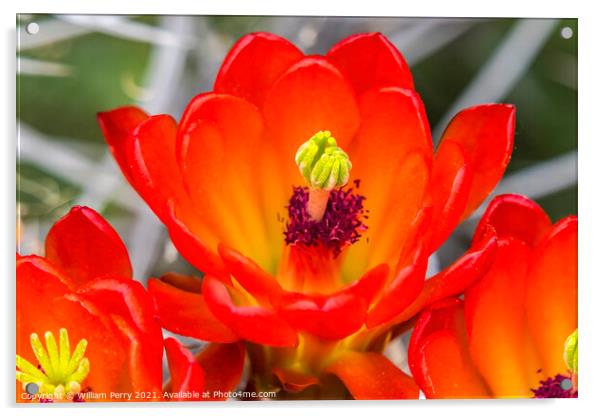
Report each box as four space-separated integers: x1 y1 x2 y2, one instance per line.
214 32 303 108
202 276 298 347
219 244 283 305
366 249 428 328
273 368 320 393
109 313 162 395
164 337 205 400
197 343 245 400
326 351 419 399
525 216 577 379
343 87 432 272
176 93 275 268
278 291 367 340
341 263 389 306
97 106 149 182
392 227 498 325
464 238 533 397
148 277 238 343
474 194 552 247
424 140 472 253
439 104 515 220
327 32 414 95
76 277 164 392
262 56 360 188
164 200 227 280
126 114 186 220
408 299 491 398
45 206 132 287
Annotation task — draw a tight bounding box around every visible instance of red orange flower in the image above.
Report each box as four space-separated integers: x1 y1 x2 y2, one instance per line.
16 206 244 402
408 195 578 398
98 32 515 399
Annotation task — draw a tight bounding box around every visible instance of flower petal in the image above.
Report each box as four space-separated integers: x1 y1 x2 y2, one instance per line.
44 206 132 287
278 291 367 340
327 32 414 95
464 238 534 397
474 194 552 247
127 114 187 221
202 276 298 347
366 249 428 328
164 200 227 279
392 226 498 325
273 368 320 393
176 93 275 269
164 337 205 400
147 276 239 343
263 56 361 189
326 351 419 399
408 298 491 398
343 87 432 274
219 244 284 305
525 216 578 379
438 104 515 220
76 277 164 393
423 140 472 253
196 343 246 400
214 32 303 107
97 106 149 182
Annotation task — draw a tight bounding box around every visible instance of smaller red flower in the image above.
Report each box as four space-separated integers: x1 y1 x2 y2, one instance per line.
408 195 577 398
16 207 245 402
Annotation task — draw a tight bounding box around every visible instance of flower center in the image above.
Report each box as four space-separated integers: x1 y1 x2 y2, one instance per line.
284 180 368 257
16 328 90 401
285 131 367 256
532 374 577 398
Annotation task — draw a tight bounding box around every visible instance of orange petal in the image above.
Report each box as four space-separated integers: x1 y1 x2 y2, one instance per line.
214 32 303 108
164 337 205 400
45 206 132 288
327 32 414 95
219 244 284 306
366 248 428 328
164 201 227 280
423 140 472 253
278 291 367 340
408 298 491 398
438 104 515 220
464 238 533 397
326 351 419 399
76 277 164 393
196 343 246 400
525 216 577 378
343 87 432 273
474 194 552 248
202 276 299 347
392 226 498 326
97 106 149 183
147 277 239 343
263 56 361 189
176 94 274 268
273 367 320 393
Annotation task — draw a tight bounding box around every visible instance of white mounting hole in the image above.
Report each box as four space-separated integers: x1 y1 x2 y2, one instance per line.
560 26 573 39
25 22 39 35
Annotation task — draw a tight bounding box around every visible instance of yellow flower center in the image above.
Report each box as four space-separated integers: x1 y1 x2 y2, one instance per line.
16 328 90 399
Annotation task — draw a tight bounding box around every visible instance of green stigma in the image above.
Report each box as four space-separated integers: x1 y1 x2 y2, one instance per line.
16 328 90 399
564 329 578 373
295 131 352 190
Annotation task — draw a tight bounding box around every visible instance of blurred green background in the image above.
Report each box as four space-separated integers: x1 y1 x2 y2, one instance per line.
16 15 577 275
